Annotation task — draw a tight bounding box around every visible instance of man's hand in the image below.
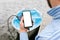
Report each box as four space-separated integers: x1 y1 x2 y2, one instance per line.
20 17 28 32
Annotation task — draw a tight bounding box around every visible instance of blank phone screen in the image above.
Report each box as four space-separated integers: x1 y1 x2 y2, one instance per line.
23 11 32 27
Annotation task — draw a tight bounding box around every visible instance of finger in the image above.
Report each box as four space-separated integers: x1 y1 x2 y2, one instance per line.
20 21 24 28
21 16 24 21
20 17 24 27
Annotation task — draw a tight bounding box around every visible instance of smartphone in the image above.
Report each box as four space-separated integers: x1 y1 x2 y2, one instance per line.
23 11 32 28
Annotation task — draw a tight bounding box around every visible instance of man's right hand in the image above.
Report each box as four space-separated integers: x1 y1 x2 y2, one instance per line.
20 17 28 32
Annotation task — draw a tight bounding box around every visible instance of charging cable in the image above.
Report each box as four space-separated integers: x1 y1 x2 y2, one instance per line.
7 15 20 40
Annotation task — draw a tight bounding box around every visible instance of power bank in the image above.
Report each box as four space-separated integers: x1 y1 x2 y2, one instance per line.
23 11 32 27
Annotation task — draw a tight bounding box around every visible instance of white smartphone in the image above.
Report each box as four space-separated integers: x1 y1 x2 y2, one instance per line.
23 11 32 27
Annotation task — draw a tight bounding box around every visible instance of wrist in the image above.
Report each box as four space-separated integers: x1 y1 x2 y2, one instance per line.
20 29 27 32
